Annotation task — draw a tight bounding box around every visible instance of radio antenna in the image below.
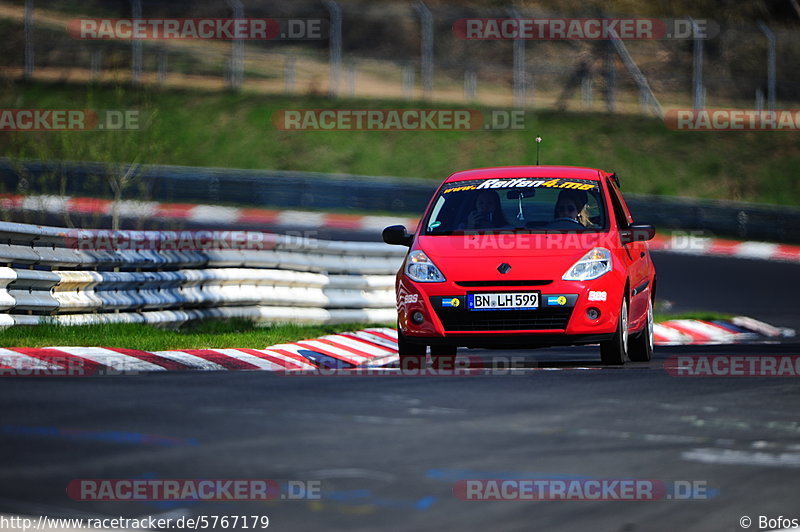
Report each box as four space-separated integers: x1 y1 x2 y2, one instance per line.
535 136 542 165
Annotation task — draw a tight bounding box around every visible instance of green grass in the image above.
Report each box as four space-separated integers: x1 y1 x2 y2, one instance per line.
654 311 734 323
0 319 389 350
0 313 735 350
1 80 799 205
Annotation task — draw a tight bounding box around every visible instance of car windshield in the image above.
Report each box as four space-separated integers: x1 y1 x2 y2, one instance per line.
424 177 607 235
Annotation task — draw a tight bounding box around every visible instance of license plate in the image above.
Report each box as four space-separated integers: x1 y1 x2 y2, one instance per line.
468 292 539 311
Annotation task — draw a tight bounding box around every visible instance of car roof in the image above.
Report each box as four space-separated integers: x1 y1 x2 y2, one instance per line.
444 166 607 183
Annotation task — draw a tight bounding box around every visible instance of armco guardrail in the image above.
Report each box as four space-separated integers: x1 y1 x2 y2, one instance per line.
3 159 800 243
0 221 405 327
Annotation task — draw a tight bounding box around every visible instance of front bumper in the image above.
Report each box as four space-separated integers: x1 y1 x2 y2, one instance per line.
397 273 625 346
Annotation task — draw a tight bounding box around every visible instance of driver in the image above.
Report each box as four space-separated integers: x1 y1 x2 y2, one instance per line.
547 189 592 229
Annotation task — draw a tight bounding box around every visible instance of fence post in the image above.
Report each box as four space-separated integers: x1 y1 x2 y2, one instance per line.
757 21 776 111
607 29 663 117
284 55 296 94
24 0 34 79
604 40 615 113
691 17 704 109
464 70 477 101
157 48 167 85
90 50 102 80
130 0 142 84
226 0 245 89
323 0 343 97
508 7 526 108
415 0 434 99
346 63 356 97
581 74 592 108
402 64 415 99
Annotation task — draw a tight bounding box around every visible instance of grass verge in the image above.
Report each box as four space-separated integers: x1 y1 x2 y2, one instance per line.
654 311 734 323
1 80 799 205
0 313 737 350
0 319 389 351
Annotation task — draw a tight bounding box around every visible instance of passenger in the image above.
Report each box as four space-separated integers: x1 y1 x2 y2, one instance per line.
460 190 510 230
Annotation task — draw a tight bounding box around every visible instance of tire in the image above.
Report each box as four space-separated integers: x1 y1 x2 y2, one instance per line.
600 299 629 366
397 325 426 370
430 345 457 370
628 298 654 362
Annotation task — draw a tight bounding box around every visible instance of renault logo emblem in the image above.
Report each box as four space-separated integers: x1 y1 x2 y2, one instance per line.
497 263 511 274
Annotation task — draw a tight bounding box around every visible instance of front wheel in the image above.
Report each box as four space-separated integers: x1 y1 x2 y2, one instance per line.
628 298 654 362
600 299 629 366
397 325 426 370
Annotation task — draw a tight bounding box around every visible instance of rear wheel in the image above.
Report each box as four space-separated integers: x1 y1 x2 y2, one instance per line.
430 345 457 370
397 325 426 370
600 299 629 366
628 298 654 362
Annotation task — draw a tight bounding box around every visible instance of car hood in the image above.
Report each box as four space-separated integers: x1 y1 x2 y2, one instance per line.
416 233 611 281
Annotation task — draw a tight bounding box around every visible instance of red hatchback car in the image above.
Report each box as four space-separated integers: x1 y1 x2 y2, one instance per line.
383 166 657 366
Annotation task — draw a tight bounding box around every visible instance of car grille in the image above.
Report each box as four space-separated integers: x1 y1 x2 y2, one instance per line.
455 280 552 287
435 307 573 332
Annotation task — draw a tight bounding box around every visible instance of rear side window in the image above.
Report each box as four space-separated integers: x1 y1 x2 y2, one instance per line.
607 180 633 229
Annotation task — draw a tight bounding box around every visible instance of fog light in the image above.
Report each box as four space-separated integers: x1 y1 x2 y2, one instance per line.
411 311 425 324
587 307 600 320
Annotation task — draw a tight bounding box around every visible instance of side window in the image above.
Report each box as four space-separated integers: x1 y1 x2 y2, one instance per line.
607 181 632 229
427 196 446 231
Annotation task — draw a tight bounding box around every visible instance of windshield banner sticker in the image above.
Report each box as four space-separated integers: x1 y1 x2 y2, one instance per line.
443 178 595 194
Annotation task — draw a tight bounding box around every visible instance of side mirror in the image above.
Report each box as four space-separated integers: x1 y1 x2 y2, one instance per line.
382 225 414 247
620 224 655 245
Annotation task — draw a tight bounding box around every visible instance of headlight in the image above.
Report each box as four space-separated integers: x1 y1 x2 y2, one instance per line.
562 247 612 281
405 250 446 282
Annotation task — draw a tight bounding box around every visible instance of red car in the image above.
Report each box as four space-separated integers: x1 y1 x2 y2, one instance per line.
383 166 657 366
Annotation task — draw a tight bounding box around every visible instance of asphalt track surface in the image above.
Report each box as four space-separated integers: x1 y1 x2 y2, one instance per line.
1 253 799 532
